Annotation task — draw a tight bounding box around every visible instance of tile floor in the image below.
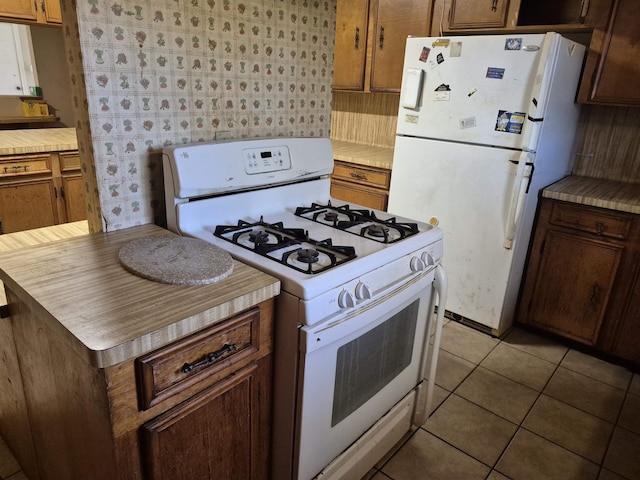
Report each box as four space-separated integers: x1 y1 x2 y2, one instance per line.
366 320 640 480
1 321 638 480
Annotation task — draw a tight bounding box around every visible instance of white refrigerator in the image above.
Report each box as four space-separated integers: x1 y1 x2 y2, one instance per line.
387 33 586 336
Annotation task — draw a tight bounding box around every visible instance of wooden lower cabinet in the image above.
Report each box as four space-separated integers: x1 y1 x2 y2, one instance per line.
142 360 271 480
331 160 391 211
0 179 58 233
0 150 86 233
1 296 274 480
518 198 640 364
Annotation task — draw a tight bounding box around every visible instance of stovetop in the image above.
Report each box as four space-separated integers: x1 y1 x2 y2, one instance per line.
163 137 443 304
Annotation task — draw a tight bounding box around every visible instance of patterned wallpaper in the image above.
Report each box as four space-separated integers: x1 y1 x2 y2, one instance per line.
61 0 336 232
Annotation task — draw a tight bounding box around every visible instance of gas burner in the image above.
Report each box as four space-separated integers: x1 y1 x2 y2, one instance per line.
366 225 388 238
324 212 339 223
296 248 320 264
214 217 357 274
295 202 420 244
249 231 270 244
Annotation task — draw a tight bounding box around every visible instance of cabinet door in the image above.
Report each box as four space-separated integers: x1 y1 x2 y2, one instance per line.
142 359 271 480
0 180 58 233
446 0 510 30
42 0 62 24
333 0 369 90
610 255 640 362
61 175 86 222
577 0 640 106
0 0 38 22
370 0 430 92
520 229 622 345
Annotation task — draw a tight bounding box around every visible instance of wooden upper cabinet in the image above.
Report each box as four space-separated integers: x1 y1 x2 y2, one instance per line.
447 0 510 30
432 0 612 34
333 0 431 93
42 0 62 24
0 0 38 23
370 0 431 92
333 0 369 91
0 0 62 24
577 0 640 106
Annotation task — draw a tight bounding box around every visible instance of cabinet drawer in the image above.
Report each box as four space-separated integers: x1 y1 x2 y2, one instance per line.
550 202 632 240
59 151 81 172
0 154 51 177
333 161 391 189
136 307 260 410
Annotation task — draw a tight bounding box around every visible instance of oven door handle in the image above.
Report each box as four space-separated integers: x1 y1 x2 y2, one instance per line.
413 264 448 426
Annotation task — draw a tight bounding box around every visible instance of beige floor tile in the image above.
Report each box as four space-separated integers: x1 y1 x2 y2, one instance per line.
425 394 517 467
501 327 569 364
495 429 599 480
434 349 476 391
597 468 628 480
618 393 640 435
455 366 539 424
439 321 499 364
368 472 391 480
560 349 633 390
0 436 21 479
603 427 640 479
381 429 490 480
428 384 450 417
544 367 626 423
486 471 511 480
630 374 640 396
480 342 557 391
522 394 614 463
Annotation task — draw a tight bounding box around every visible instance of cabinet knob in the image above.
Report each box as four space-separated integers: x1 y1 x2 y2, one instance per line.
595 222 605 235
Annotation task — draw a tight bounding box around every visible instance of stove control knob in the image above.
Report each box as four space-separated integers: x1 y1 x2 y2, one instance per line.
421 251 437 266
355 282 372 300
410 256 426 272
338 290 355 309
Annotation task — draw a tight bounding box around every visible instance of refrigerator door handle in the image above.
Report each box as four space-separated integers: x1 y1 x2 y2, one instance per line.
504 152 533 249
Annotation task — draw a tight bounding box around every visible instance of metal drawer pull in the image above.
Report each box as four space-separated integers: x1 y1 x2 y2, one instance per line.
181 343 237 373
595 222 605 235
3 165 29 173
355 27 360 49
350 172 367 180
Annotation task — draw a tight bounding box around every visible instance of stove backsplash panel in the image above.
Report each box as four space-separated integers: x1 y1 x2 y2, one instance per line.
61 0 336 231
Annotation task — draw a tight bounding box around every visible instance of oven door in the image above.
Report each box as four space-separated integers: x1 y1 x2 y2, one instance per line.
295 269 436 480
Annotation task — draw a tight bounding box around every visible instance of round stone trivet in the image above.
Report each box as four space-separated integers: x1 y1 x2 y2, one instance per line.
118 236 234 286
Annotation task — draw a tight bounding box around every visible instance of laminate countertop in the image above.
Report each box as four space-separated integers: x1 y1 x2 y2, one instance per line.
0 128 78 155
543 176 640 215
0 224 280 368
331 139 394 170
0 221 90 307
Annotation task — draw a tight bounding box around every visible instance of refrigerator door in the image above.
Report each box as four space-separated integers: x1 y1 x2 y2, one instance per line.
397 33 557 150
388 136 532 333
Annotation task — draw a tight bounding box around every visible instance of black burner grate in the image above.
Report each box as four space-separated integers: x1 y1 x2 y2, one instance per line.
214 217 357 274
294 201 419 243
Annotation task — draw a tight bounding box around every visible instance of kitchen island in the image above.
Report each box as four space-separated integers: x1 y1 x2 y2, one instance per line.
0 223 280 479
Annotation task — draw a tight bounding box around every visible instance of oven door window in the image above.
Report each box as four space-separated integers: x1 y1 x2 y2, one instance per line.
332 299 419 426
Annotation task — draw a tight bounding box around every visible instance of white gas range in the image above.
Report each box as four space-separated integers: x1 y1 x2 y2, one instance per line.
163 137 446 480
